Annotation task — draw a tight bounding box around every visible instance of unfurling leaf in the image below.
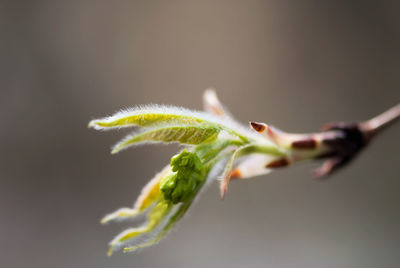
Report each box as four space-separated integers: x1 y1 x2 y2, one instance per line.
106 200 173 256
219 145 253 199
100 166 169 225
111 125 221 154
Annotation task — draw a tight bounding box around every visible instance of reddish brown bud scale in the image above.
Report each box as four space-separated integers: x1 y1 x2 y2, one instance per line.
266 158 290 168
291 138 317 149
229 169 242 180
250 122 266 132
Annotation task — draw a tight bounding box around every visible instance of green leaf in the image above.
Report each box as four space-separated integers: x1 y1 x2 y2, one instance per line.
107 201 173 256
123 199 192 253
88 105 219 130
111 125 220 154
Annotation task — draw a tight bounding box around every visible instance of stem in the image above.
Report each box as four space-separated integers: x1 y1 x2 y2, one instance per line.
237 144 286 157
360 103 400 141
223 127 251 143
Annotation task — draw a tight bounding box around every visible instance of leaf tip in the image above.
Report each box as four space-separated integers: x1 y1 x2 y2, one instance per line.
88 119 107 130
219 180 228 200
107 246 114 256
100 217 108 225
88 120 96 129
110 148 119 155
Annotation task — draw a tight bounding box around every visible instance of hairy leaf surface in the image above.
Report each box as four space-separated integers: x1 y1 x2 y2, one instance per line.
89 105 223 130
112 125 220 153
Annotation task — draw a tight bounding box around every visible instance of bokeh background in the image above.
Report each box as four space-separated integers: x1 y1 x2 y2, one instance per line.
1 1 400 268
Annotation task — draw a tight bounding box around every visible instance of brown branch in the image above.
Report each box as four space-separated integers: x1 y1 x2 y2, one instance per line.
360 103 400 142
248 104 400 179
312 103 400 177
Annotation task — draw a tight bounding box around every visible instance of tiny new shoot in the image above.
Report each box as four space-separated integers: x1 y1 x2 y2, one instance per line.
89 89 399 255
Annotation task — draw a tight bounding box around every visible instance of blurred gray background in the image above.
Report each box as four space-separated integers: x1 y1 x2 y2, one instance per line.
1 1 399 268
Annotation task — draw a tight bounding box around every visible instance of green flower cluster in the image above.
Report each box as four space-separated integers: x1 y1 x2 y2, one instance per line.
161 150 204 204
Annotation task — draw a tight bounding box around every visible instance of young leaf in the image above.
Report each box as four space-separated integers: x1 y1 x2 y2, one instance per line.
111 125 221 154
123 199 192 253
88 105 222 130
219 144 267 199
107 201 173 256
100 166 170 224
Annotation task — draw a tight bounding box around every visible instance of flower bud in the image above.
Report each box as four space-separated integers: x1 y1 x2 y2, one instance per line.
160 150 204 204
